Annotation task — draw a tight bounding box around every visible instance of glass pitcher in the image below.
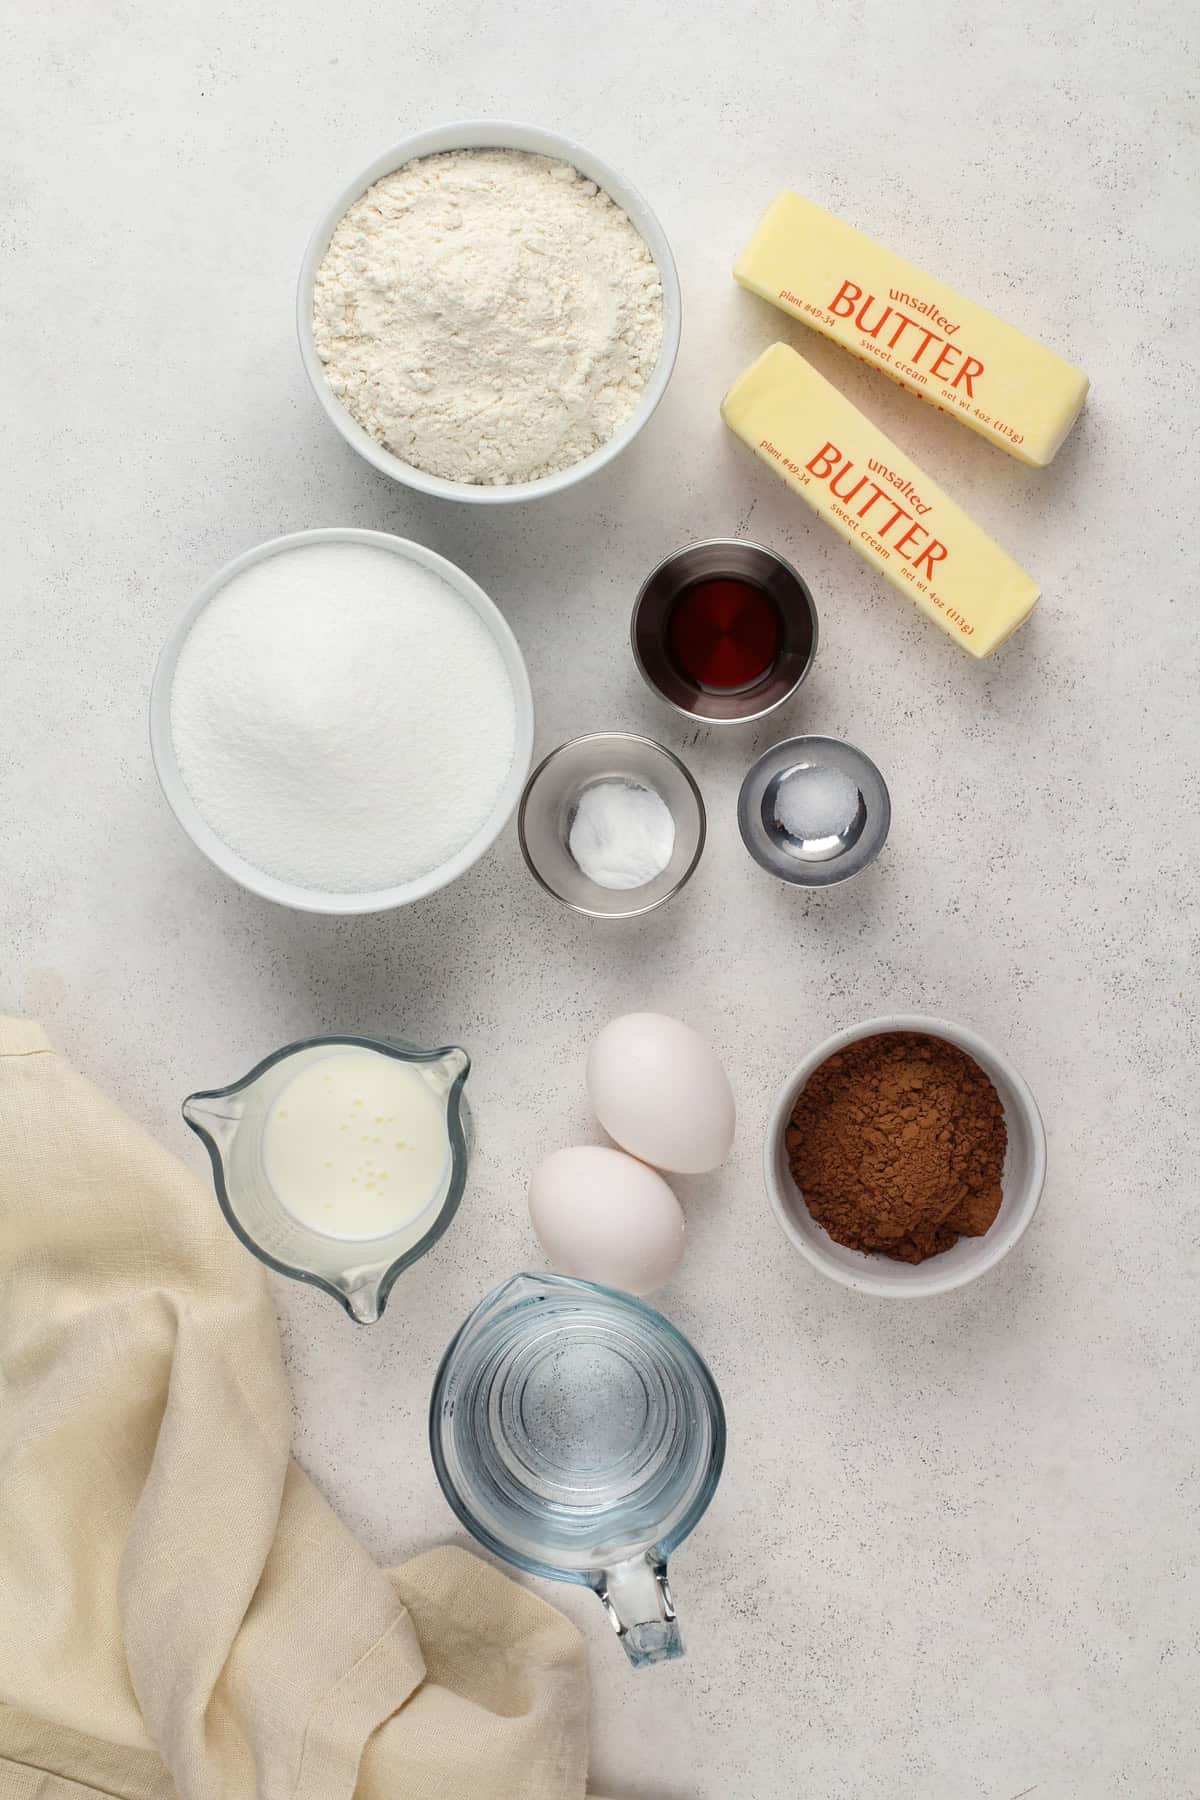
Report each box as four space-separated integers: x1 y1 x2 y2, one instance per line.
429 1273 725 1667
183 1034 470 1323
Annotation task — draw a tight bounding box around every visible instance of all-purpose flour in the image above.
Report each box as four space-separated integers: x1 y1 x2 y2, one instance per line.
313 149 664 485
170 543 518 892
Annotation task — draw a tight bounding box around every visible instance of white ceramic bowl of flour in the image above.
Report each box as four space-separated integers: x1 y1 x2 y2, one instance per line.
150 529 534 913
297 121 682 503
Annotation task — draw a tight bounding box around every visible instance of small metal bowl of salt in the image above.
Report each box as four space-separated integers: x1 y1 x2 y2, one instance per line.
517 732 706 918
738 735 890 888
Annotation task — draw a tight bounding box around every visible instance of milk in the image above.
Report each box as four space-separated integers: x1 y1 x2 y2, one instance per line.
262 1048 450 1241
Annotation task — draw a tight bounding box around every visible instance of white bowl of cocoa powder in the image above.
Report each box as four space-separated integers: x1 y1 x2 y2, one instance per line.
763 1015 1046 1298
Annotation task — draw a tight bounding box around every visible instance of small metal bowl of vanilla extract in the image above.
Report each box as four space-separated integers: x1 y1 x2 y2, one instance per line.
631 538 818 724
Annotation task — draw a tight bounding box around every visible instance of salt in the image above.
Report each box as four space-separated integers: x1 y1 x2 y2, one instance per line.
567 779 675 890
170 543 518 892
774 763 861 842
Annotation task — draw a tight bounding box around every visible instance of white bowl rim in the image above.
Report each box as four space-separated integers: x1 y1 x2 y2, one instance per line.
149 527 535 914
296 118 682 504
762 1013 1047 1298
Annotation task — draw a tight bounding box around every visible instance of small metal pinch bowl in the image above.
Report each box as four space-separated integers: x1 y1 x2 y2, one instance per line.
738 735 890 888
518 733 706 919
631 538 817 724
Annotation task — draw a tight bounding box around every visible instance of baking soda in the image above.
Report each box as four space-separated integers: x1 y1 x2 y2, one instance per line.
170 543 518 892
568 778 675 890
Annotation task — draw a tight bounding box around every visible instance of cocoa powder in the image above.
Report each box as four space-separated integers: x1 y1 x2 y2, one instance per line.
786 1032 1006 1263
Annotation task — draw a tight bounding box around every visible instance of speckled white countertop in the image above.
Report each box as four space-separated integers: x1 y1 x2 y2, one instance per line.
4 3 1198 1795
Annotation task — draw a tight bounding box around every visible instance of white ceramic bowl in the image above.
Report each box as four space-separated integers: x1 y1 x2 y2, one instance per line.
149 527 535 914
297 120 682 503
763 1015 1046 1298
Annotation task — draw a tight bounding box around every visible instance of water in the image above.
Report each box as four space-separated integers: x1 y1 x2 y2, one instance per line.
432 1278 723 1575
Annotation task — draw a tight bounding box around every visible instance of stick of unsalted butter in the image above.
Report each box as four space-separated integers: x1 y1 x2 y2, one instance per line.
735 192 1088 467
721 343 1039 657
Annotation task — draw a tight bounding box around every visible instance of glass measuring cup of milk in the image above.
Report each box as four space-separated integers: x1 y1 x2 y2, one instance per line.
430 1273 725 1666
184 1035 470 1322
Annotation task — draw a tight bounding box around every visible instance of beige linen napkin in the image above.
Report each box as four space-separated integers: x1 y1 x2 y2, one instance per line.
0 1020 591 1800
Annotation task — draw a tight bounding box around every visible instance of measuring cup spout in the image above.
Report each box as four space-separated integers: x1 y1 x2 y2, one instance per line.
181 1092 243 1157
597 1554 683 1668
340 1271 386 1325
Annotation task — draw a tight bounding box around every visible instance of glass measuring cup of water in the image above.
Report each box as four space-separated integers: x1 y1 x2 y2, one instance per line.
430 1273 725 1666
183 1035 470 1323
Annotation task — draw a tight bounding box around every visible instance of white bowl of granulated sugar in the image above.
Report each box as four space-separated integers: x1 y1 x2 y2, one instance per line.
297 121 682 503
150 529 534 914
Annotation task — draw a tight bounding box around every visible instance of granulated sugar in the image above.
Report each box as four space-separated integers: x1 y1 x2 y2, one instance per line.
169 543 518 892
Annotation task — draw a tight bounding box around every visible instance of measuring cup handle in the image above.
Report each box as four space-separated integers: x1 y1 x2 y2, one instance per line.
596 1555 683 1668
